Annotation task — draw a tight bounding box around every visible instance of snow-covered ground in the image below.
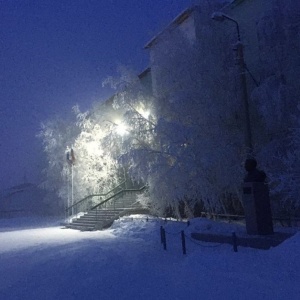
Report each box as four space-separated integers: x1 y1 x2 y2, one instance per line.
0 215 299 300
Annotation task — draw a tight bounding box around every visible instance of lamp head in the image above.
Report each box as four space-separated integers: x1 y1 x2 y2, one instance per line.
211 12 226 22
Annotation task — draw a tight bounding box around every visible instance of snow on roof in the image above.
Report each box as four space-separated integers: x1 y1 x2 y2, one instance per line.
144 0 238 50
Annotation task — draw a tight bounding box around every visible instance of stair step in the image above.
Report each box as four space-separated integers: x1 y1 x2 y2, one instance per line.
80 212 120 216
75 217 116 222
66 224 95 231
81 214 119 219
72 219 109 225
88 210 123 214
90 209 124 212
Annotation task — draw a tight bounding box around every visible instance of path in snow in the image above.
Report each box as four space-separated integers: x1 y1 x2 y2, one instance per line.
0 216 299 300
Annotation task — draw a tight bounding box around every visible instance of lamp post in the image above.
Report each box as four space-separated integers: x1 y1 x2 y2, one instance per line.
212 13 253 155
66 147 75 215
211 13 275 236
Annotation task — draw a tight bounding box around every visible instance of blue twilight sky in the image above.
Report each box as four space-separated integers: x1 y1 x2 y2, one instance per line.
0 0 195 189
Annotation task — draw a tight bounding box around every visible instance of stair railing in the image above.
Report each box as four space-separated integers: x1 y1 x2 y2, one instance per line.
91 186 146 215
65 181 127 217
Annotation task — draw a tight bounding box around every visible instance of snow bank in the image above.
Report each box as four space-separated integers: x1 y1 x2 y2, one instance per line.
0 215 299 300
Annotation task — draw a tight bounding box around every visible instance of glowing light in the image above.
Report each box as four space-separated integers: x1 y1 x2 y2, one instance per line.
116 123 129 136
141 109 150 119
86 141 103 156
137 107 150 119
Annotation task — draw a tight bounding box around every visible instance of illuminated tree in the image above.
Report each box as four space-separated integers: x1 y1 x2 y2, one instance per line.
38 113 79 207
39 0 300 217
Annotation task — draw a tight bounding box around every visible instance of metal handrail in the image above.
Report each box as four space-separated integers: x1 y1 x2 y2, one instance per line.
66 182 146 217
65 181 126 215
91 186 146 211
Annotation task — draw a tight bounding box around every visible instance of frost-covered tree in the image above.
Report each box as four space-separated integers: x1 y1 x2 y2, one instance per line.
265 106 300 216
38 104 125 210
147 29 245 216
38 113 79 208
109 1 300 217
39 0 300 218
249 0 300 214
107 24 246 218
70 105 123 199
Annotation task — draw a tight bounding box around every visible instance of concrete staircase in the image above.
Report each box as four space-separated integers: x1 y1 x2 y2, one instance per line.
65 188 147 231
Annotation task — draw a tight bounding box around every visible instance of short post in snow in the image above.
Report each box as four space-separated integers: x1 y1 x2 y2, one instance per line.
232 232 238 252
181 230 186 255
162 227 167 250
160 226 164 244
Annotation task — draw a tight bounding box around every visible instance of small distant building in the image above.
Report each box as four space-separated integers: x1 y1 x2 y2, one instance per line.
0 183 60 217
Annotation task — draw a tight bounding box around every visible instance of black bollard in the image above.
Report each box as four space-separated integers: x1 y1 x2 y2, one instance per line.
232 232 238 252
162 228 167 250
181 230 186 255
160 226 164 244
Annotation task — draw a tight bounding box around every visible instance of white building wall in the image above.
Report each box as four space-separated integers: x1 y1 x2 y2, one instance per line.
178 14 197 45
146 0 300 151
148 11 197 97
222 0 300 145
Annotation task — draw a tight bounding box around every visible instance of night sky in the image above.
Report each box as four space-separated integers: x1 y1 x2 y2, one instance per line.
0 0 194 189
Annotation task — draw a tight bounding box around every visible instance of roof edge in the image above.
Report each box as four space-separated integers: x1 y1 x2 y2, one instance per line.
144 5 199 49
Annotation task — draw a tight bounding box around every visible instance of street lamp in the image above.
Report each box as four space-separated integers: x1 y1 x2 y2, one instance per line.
211 12 241 40
66 147 75 216
212 13 274 236
116 122 129 136
212 12 253 155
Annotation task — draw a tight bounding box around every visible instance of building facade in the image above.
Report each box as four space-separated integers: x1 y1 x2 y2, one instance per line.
143 0 300 158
